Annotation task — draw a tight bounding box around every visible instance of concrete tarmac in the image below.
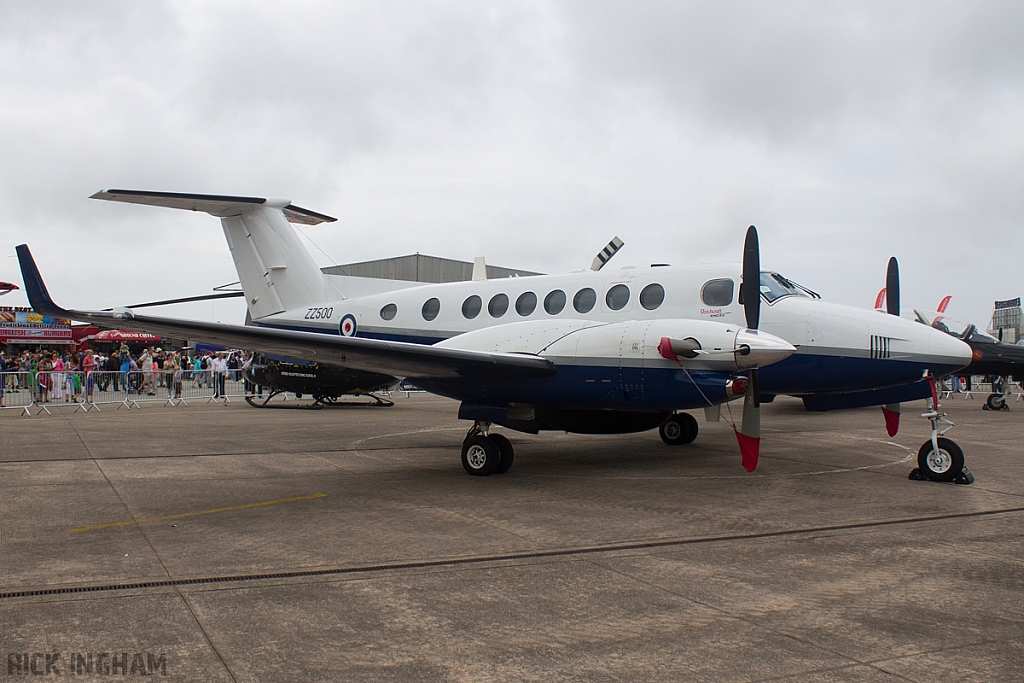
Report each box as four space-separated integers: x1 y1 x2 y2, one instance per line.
1 393 1022 681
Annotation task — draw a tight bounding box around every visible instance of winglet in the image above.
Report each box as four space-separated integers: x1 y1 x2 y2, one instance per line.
15 244 73 318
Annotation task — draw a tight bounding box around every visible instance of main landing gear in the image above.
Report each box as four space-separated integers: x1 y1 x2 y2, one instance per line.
244 390 395 409
910 391 973 485
658 413 699 446
462 422 514 476
984 393 1008 411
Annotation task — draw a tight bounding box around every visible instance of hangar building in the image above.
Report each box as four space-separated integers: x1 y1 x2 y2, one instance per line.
322 253 542 284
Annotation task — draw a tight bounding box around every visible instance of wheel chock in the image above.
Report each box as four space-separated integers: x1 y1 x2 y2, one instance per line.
908 466 974 484
954 466 975 485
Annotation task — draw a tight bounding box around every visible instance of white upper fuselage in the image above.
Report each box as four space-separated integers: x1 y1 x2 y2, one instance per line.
252 262 971 394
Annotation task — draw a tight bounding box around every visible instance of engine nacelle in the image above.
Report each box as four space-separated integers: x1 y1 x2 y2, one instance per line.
437 319 795 372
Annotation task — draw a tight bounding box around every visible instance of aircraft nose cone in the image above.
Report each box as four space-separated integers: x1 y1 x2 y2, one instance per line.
927 327 973 373
735 329 797 369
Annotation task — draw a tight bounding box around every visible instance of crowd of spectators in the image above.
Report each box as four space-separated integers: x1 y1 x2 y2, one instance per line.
0 346 253 407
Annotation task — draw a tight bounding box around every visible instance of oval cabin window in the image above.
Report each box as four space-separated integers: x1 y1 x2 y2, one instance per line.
380 303 398 320
421 298 441 321
489 293 509 318
640 283 665 310
544 290 566 315
573 288 597 314
516 292 537 316
462 295 482 319
605 284 630 311
701 279 735 307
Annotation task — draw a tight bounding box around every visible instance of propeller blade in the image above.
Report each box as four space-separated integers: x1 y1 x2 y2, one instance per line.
885 257 899 317
882 403 900 437
882 258 901 434
741 226 760 330
937 295 952 314
735 226 762 471
736 368 761 472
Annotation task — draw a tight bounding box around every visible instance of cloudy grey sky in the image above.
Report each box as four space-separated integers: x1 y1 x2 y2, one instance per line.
1 1 1021 327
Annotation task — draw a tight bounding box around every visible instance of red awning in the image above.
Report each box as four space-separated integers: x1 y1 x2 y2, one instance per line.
94 330 162 342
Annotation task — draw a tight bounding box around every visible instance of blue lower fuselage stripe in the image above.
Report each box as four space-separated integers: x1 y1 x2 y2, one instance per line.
257 322 962 410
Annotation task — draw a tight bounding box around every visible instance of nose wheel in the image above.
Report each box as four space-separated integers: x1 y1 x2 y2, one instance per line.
462 423 515 476
915 437 967 482
909 385 973 484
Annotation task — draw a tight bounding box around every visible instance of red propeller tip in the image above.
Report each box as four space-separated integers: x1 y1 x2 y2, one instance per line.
882 407 900 437
733 426 760 472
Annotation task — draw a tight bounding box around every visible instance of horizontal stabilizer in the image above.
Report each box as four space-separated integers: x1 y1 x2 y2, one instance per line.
90 189 336 225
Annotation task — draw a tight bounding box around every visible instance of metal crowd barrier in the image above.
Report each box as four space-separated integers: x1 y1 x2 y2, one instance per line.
0 372 37 415
0 368 251 415
939 378 1022 401
85 369 248 409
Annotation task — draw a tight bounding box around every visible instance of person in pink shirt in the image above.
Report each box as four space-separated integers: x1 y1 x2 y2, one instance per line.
51 352 65 401
81 350 96 403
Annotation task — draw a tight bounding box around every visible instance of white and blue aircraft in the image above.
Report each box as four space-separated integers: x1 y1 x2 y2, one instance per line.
16 190 972 479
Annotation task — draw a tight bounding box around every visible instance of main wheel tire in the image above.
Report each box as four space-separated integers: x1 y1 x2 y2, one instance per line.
659 415 692 445
986 393 1006 410
462 435 501 476
489 433 515 474
679 413 698 443
917 437 965 482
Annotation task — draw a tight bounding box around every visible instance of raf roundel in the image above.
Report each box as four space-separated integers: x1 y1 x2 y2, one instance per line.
339 314 357 337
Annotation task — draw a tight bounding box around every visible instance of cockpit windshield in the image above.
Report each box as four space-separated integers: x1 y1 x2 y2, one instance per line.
929 317 1000 343
759 272 819 303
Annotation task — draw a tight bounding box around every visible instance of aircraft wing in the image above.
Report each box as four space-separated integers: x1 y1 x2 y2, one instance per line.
16 245 555 382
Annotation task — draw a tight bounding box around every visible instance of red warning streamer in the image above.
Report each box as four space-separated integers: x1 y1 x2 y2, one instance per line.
733 426 760 472
882 407 900 437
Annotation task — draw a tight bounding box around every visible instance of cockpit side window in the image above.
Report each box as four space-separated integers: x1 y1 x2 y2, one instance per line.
700 279 734 306
966 325 999 344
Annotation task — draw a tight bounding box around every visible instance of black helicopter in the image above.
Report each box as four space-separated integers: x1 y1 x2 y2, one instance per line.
243 355 397 408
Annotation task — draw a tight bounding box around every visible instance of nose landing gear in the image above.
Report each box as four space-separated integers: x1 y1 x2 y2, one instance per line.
909 379 973 484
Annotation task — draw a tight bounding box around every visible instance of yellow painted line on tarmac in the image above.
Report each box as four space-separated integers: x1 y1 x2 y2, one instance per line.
68 493 328 533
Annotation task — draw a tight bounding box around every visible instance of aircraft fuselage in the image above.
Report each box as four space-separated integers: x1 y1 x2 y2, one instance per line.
252 264 970 406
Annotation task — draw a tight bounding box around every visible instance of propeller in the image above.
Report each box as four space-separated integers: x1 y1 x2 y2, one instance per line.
882 256 901 436
885 257 900 317
735 225 762 472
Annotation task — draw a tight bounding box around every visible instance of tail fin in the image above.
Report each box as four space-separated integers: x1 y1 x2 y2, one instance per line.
91 190 335 320
16 244 70 319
